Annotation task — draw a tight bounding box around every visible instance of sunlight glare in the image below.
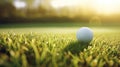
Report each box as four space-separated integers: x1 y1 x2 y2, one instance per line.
51 0 120 15
92 0 120 14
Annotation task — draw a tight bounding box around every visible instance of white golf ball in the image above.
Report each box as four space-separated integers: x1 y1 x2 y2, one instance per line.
76 27 93 43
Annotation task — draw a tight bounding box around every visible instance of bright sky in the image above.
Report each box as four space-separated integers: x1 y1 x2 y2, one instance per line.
33 0 41 7
14 0 41 9
13 0 26 9
51 0 120 14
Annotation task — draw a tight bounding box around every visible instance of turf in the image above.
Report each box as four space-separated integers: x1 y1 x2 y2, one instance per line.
0 25 120 67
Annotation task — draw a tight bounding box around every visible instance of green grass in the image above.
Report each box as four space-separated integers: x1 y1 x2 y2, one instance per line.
0 26 120 67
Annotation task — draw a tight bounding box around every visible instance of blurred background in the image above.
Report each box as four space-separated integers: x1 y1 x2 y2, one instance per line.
0 0 120 24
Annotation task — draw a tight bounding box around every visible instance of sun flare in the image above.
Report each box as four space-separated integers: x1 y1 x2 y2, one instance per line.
51 0 120 15
92 0 120 14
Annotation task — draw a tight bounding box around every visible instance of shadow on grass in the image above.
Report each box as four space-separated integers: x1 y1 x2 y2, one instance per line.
63 41 90 54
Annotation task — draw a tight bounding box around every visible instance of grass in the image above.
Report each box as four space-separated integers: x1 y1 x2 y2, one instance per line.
0 24 120 67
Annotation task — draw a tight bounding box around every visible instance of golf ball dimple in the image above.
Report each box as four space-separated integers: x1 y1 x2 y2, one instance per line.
76 27 93 43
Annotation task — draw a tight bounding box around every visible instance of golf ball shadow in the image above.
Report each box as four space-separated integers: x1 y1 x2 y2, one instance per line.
63 27 93 54
63 41 90 55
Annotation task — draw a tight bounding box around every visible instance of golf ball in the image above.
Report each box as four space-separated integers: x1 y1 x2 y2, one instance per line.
76 27 93 43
